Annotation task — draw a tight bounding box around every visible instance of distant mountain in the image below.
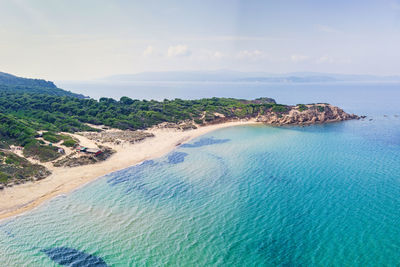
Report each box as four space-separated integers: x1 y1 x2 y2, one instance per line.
104 70 257 82
102 70 400 83
0 72 86 98
236 76 338 83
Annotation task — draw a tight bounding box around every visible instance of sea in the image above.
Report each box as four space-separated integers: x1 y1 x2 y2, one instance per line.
0 81 399 266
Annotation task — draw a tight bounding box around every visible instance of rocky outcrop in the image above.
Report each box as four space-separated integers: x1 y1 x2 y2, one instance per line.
255 104 359 125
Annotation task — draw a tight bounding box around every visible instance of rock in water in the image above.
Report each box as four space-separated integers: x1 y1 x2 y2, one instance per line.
41 247 108 267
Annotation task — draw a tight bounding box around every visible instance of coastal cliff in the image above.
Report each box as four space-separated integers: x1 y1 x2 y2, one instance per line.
202 102 359 126
254 104 359 125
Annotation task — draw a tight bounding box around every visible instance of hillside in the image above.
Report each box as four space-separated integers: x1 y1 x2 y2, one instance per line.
0 72 86 98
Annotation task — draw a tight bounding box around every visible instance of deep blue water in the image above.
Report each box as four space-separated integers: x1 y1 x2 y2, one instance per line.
1 82 399 266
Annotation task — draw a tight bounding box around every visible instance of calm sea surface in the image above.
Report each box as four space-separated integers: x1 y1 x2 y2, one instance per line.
1 82 399 266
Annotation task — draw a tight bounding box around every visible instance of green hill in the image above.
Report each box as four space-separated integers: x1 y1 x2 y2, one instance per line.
0 72 86 98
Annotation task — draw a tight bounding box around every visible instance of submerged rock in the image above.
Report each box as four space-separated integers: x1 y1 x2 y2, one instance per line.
181 137 230 148
41 247 108 267
167 152 188 164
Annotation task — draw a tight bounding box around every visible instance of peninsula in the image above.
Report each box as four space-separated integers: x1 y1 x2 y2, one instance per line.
0 72 358 220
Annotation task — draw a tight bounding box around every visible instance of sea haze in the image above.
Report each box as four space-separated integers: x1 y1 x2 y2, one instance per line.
1 83 399 266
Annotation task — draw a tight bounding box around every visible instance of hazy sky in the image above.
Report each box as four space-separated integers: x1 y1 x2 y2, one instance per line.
1 0 400 80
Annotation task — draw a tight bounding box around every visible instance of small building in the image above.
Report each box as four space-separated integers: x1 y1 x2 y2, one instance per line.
75 146 87 152
58 148 65 154
86 148 103 156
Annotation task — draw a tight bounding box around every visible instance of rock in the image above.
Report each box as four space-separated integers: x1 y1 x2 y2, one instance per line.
255 104 358 125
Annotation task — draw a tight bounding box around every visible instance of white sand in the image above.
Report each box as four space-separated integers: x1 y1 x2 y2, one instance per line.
0 120 258 221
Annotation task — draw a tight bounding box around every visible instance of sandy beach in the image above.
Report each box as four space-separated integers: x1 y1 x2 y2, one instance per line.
0 120 257 221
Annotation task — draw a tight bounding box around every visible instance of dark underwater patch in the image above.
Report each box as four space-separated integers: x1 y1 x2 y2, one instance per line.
107 160 155 186
167 152 188 164
106 157 192 199
180 137 230 148
125 178 192 200
41 247 108 267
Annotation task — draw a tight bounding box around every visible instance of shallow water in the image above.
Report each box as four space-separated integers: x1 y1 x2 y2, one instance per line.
1 83 400 266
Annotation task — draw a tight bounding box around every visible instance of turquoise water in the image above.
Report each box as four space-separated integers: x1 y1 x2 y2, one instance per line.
1 83 400 266
1 118 400 266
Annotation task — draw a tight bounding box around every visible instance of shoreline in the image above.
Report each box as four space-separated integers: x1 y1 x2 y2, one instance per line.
0 120 258 221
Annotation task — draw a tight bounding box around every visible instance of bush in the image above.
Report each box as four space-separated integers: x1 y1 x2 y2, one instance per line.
5 157 17 165
0 172 10 183
42 132 62 143
194 119 203 125
62 139 77 147
23 142 61 162
272 104 288 113
297 104 308 112
0 141 10 149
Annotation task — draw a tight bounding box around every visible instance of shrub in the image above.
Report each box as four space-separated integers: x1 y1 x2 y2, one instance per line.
194 118 203 125
62 139 77 147
42 132 61 143
0 172 10 183
0 141 10 149
297 104 308 112
272 104 288 113
23 142 61 162
5 157 16 165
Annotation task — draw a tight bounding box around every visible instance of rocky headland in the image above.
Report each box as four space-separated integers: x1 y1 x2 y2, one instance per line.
254 103 359 125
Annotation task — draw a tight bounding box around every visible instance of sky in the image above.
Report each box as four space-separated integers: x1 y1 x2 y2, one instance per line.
1 0 400 80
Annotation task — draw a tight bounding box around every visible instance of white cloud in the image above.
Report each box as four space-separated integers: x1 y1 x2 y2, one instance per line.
316 55 334 63
237 49 266 60
290 54 309 62
167 44 191 57
316 24 341 34
213 51 223 59
181 35 289 42
316 55 352 64
143 45 155 57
